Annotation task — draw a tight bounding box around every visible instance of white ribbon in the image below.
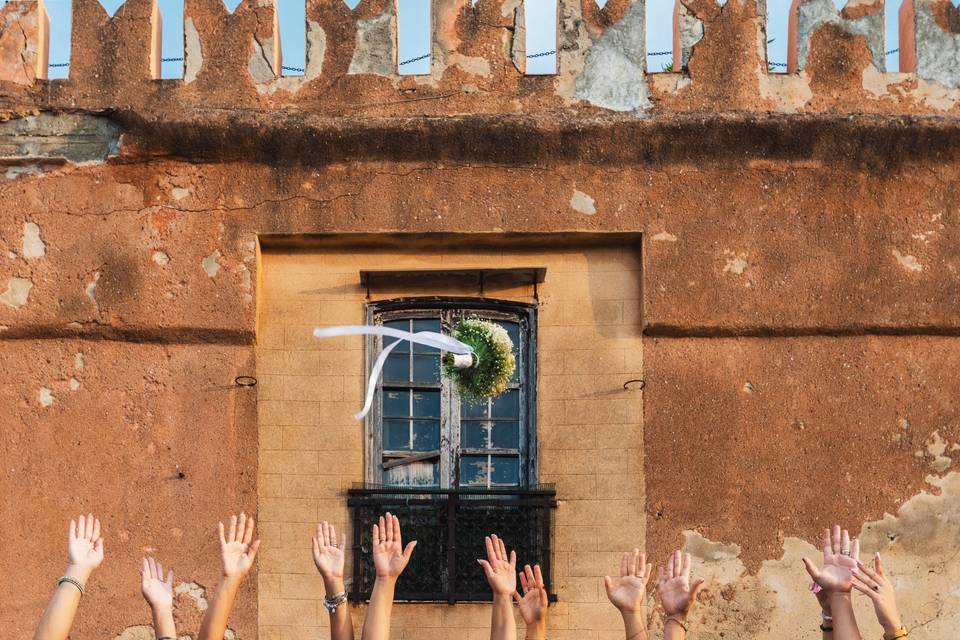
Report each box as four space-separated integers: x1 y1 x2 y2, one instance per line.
313 325 474 420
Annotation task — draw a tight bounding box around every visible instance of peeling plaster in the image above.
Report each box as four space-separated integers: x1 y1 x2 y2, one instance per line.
569 190 596 214
74 353 85 370
924 430 953 472
348 9 394 77
22 221 45 258
572 0 651 114
675 2 705 69
69 377 80 391
911 0 960 88
679 472 960 639
153 251 170 266
249 21 325 94
86 272 101 303
795 0 884 71
202 251 222 277
893 249 923 272
184 17 202 84
723 250 749 275
652 231 678 242
0 277 32 307
175 581 209 610
38 387 54 407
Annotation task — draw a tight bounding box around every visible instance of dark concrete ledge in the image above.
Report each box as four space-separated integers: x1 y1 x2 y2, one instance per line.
0 324 254 345
104 109 960 173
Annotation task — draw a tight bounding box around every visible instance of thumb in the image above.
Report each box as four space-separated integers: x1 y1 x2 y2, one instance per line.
403 540 418 560
478 559 494 579
512 591 523 606
509 550 517 568
688 578 705 604
802 558 821 581
603 576 615 600
247 539 262 561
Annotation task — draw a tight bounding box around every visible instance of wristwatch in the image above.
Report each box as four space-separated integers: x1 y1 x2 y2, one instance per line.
324 592 348 613
883 628 909 640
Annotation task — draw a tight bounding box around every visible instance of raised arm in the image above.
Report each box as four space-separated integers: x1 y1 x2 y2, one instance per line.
657 551 704 640
852 553 908 640
810 582 835 640
603 549 652 640
802 526 863 640
515 564 548 640
360 512 417 640
477 534 518 640
33 514 105 640
140 557 176 640
313 521 354 640
198 513 261 640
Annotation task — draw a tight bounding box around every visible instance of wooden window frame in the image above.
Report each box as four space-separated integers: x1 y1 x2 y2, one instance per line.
363 297 538 490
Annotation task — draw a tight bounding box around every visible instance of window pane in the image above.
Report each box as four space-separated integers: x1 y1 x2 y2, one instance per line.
491 421 519 449
384 460 439 486
496 320 521 383
461 399 490 419
383 351 409 383
490 457 520 486
383 419 410 450
413 354 440 382
460 455 489 486
383 390 410 417
412 420 440 451
491 389 519 418
413 391 440 418
412 319 441 352
384 322 410 354
461 421 489 449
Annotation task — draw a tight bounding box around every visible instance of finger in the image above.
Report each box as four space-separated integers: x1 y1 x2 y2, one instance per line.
393 515 402 548
95 538 104 555
219 521 226 546
379 515 387 542
316 523 324 547
629 549 638 577
166 569 174 586
519 569 530 594
645 563 653 581
513 591 523 607
667 551 676 578
341 533 347 551
150 557 159 580
802 557 821 581
490 534 501 561
874 552 885 577
851 538 861 562
78 515 86 541
620 551 629 578
384 513 393 542
85 513 94 539
329 523 338 548
689 577 705 603
244 517 256 546
534 564 545 589
499 537 508 562
681 553 692 580
841 529 850 555
539 585 548 607
478 559 494 579
855 560 880 582
402 540 417 561
141 557 149 577
675 550 683 578
69 519 77 541
156 560 164 580
237 513 247 544
485 536 496 562
852 581 879 599
851 569 879 590
639 553 647 578
228 515 238 543
509 549 517 569
92 518 101 543
312 536 321 559
658 566 667 586
372 523 380 546
603 576 615 599
247 539 261 562
831 525 841 555
821 528 832 558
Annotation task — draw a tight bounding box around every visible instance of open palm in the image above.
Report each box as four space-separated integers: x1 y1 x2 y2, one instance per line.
140 557 174 610
515 563 548 624
477 534 516 596
219 513 261 578
803 526 859 593
313 521 346 580
68 513 105 570
604 549 651 613
371 512 417 579
658 551 704 616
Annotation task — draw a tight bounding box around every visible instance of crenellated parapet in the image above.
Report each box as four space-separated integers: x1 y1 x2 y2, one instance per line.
0 0 959 120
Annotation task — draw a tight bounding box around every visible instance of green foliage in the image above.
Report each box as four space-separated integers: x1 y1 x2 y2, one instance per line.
442 318 516 402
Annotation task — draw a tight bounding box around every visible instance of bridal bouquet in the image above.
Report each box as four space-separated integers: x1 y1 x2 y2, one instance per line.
442 318 516 402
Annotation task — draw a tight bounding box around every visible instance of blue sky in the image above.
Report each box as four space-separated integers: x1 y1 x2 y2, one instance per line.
37 0 913 80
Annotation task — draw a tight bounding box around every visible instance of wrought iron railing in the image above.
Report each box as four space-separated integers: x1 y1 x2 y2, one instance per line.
346 485 557 603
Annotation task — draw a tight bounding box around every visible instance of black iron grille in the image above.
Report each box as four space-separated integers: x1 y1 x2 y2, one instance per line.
346 485 557 603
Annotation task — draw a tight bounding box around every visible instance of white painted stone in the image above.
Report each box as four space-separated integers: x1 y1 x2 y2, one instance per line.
153 251 171 266
22 221 45 258
0 277 33 308
38 387 54 407
569 190 596 215
202 251 222 277
893 249 923 272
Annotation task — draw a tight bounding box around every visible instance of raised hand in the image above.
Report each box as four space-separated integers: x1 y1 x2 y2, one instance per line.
218 513 261 579
67 514 104 574
140 557 174 611
803 526 860 594
313 521 347 581
604 549 652 614
477 534 517 596
852 553 904 636
371 512 417 580
515 564 548 629
657 551 704 619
